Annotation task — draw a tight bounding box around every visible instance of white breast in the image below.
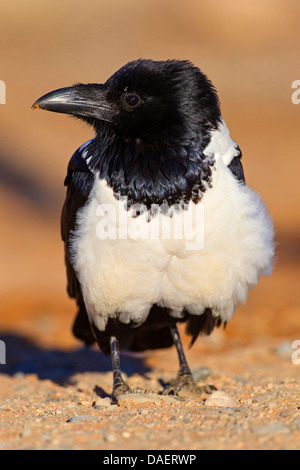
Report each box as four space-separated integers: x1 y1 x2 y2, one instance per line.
70 122 274 331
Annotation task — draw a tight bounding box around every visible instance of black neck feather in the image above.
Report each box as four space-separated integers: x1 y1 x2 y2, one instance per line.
85 124 214 209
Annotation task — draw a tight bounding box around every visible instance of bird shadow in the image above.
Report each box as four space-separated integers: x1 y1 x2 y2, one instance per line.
0 333 151 386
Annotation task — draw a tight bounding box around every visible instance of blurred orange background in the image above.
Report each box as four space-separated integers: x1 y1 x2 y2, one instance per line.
0 0 299 350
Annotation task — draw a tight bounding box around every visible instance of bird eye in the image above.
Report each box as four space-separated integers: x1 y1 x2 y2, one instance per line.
124 94 141 108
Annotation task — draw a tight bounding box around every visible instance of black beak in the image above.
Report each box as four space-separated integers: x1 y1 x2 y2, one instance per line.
32 84 115 122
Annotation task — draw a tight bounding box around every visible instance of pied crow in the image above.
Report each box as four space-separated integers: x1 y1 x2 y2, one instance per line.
32 59 274 400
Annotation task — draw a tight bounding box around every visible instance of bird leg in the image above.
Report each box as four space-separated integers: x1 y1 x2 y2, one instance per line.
110 336 131 397
110 336 157 401
163 325 216 398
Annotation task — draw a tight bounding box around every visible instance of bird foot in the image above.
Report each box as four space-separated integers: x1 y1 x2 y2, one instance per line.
118 386 158 396
163 375 216 399
112 381 158 402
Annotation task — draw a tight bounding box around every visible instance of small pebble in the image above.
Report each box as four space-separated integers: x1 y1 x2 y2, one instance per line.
205 391 238 408
93 397 111 409
192 367 212 382
13 372 25 379
66 415 99 423
279 410 290 418
103 433 116 443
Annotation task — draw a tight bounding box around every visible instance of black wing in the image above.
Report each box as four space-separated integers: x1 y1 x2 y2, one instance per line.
227 146 245 184
61 146 96 345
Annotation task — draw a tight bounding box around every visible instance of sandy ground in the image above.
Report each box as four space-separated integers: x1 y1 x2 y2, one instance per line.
0 0 300 451
0 329 299 450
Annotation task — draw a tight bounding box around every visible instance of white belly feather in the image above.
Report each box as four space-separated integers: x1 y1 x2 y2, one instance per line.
70 124 274 331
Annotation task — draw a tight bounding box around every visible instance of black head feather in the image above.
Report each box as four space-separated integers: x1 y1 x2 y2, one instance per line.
34 59 222 209
82 59 221 208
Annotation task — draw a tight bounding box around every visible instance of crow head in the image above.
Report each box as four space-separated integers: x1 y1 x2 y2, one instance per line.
32 59 220 145
33 60 221 207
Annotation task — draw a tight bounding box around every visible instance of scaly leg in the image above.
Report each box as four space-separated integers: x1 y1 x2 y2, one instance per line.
110 336 157 400
163 325 216 398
